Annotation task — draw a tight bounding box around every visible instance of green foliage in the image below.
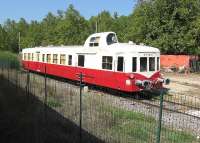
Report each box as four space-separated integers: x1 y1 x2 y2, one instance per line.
0 2 200 55
128 0 200 54
0 50 19 68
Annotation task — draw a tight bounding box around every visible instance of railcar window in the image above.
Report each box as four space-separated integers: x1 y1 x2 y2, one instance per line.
47 54 51 63
32 53 34 61
78 55 85 67
60 54 66 65
36 53 40 62
102 56 113 70
68 55 72 65
30 54 32 61
149 57 155 71
24 53 27 60
140 57 147 72
53 54 58 64
132 57 137 72
117 57 124 72
42 54 45 62
28 53 31 61
157 57 160 70
107 33 117 45
89 37 100 47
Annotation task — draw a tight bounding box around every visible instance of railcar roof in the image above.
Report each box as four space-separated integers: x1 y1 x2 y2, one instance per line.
22 31 159 54
22 43 159 54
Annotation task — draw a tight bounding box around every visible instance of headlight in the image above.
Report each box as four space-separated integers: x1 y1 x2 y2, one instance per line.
125 79 132 86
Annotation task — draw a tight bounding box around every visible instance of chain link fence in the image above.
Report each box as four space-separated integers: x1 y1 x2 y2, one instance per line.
0 59 199 143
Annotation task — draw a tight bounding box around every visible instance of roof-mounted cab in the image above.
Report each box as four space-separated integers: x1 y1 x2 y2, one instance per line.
84 32 118 47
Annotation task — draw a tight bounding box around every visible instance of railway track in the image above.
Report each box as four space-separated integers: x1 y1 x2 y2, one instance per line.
86 86 200 119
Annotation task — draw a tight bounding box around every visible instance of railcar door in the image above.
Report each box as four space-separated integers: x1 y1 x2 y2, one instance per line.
115 56 125 90
35 52 41 72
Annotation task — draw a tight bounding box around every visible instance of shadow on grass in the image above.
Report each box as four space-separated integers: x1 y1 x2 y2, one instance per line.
0 76 105 143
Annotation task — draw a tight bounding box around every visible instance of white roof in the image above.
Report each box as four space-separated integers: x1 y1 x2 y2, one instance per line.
22 32 160 54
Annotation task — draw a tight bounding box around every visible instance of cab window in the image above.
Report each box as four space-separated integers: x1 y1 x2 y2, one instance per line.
149 57 155 71
132 57 137 72
157 57 160 70
140 57 147 72
107 33 117 45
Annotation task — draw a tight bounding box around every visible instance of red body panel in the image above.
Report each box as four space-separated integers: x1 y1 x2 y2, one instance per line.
22 61 161 92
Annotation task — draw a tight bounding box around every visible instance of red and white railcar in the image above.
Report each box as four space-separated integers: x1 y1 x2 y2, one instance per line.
22 32 169 92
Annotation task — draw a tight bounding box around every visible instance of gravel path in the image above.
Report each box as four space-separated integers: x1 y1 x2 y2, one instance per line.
164 73 200 97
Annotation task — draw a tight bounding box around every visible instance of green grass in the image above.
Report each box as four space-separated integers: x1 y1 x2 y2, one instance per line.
101 106 197 143
47 97 63 108
0 50 19 69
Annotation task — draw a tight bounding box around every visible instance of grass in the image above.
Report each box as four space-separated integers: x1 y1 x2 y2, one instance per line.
0 50 19 69
47 97 63 108
100 105 197 143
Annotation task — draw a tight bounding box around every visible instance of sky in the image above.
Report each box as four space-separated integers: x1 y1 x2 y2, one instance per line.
0 0 137 24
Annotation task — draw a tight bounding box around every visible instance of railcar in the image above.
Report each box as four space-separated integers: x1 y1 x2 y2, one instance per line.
22 32 169 93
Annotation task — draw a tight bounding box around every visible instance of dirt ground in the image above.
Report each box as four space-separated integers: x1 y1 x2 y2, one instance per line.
163 73 200 97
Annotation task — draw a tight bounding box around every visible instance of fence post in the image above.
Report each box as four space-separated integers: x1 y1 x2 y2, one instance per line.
44 64 47 121
79 72 84 143
26 69 30 99
156 89 164 143
0 61 2 78
7 60 10 85
15 66 18 92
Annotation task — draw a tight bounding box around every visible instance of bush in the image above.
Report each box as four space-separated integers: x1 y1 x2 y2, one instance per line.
0 51 20 69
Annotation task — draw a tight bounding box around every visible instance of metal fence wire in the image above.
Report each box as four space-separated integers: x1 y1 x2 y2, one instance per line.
0 59 200 143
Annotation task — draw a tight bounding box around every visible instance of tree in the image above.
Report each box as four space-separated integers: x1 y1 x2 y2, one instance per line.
3 19 19 52
127 0 200 54
0 25 9 50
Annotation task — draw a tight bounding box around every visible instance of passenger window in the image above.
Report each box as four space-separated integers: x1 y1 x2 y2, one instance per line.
132 57 137 72
102 56 113 70
24 53 27 60
140 57 147 72
28 53 31 61
157 57 160 70
60 54 66 65
149 57 155 71
68 55 72 65
36 53 40 62
32 53 34 61
53 54 58 64
78 55 85 67
47 54 51 63
117 57 124 72
42 54 45 62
